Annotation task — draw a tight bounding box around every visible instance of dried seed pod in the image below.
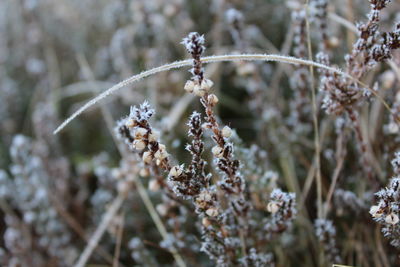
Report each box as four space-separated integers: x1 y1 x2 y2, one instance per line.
184 80 196 93
267 201 280 213
211 146 224 158
208 94 219 106
385 213 399 225
134 127 148 139
193 84 206 97
222 126 232 138
206 207 219 217
200 79 214 91
148 131 159 142
133 140 146 151
169 165 183 178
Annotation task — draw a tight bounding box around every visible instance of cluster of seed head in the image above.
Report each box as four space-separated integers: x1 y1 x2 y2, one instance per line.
370 173 400 247
2 135 76 265
316 52 361 115
182 32 250 218
181 32 206 83
264 188 296 237
371 22 400 62
184 77 215 97
347 0 398 78
125 101 169 167
314 219 342 264
370 0 391 10
317 0 399 120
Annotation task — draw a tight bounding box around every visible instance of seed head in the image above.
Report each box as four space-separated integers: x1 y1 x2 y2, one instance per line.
206 207 219 217
208 94 219 106
154 144 168 160
133 140 146 151
222 126 232 138
212 146 224 158
193 84 206 97
148 131 159 142
184 80 196 93
385 213 399 225
200 79 214 91
134 127 148 139
169 165 183 178
202 217 212 227
267 201 280 213
369 205 382 218
197 190 212 202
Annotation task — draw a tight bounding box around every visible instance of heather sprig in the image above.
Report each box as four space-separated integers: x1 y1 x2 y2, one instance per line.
314 219 342 264
371 154 400 248
264 188 297 238
6 1 400 266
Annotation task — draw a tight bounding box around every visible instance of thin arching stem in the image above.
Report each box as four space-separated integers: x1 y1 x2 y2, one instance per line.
53 54 348 134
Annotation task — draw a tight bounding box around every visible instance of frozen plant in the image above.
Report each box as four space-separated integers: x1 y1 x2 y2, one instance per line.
371 154 400 248
314 219 342 264
264 188 297 239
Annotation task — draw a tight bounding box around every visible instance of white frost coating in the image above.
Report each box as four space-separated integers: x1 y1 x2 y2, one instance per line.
54 54 349 134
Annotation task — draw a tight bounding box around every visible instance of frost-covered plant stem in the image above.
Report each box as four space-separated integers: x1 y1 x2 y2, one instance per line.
54 54 351 135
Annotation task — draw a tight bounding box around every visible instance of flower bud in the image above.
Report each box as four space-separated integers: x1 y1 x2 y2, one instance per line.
200 79 214 91
202 217 212 227
193 84 206 97
202 122 212 130
148 130 159 142
133 140 146 151
154 144 168 160
222 126 232 138
388 122 399 134
206 207 219 217
184 80 195 93
369 205 381 217
197 191 212 202
208 94 219 106
134 127 147 139
125 118 136 128
211 146 224 158
328 36 340 48
169 165 183 178
267 201 280 213
385 213 399 225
